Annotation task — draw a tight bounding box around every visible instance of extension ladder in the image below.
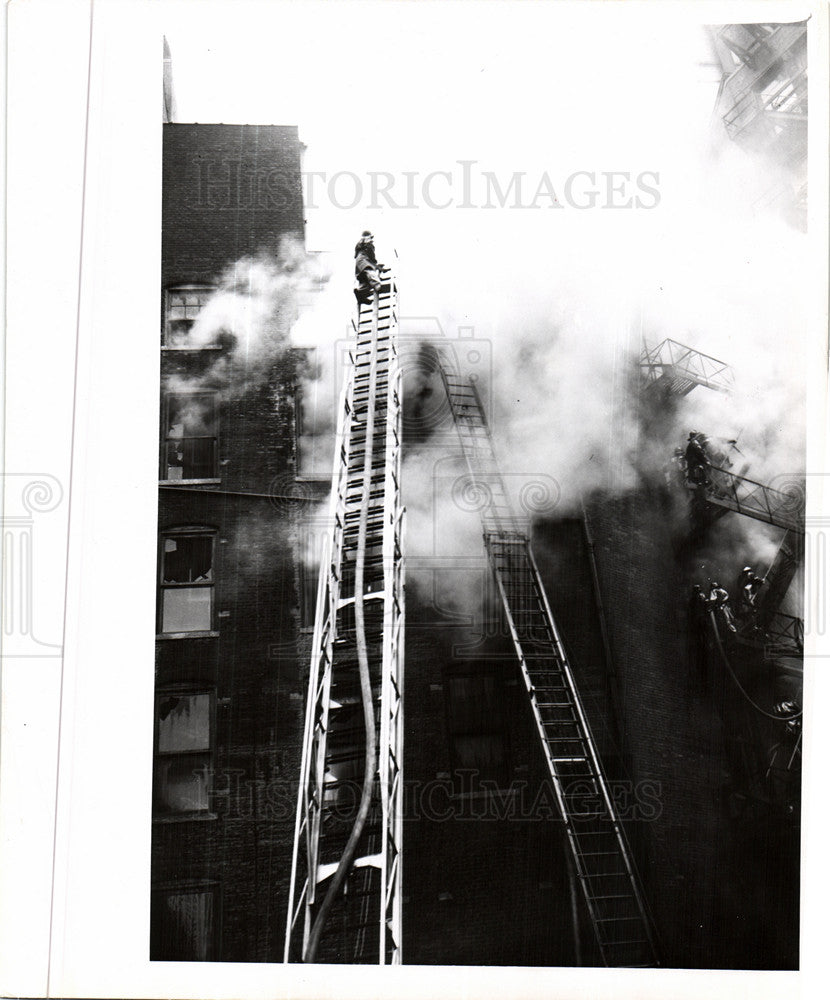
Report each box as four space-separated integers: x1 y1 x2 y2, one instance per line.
441 363 659 968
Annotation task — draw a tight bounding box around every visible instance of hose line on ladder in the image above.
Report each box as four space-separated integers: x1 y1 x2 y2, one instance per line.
305 292 380 963
708 611 802 722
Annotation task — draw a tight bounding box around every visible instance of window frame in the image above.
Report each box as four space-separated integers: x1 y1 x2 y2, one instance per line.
443 668 511 790
152 687 217 821
160 390 220 485
157 526 218 638
293 348 332 484
150 881 222 960
162 283 219 350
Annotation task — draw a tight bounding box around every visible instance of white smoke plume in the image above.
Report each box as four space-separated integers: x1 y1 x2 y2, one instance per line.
378 107 810 582
163 234 332 403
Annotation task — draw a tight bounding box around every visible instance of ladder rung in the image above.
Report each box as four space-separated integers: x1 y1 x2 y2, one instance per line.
578 870 629 879
574 850 623 858
594 915 644 924
601 938 649 948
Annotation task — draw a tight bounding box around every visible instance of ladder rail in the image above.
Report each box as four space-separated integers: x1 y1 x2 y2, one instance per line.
284 341 356 960
378 324 405 963
438 360 522 536
286 268 402 964
442 359 659 967
525 543 660 963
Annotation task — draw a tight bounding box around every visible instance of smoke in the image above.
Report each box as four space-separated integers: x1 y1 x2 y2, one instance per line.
402 446 488 624
689 514 784 594
163 234 332 404
165 30 808 622
365 63 809 613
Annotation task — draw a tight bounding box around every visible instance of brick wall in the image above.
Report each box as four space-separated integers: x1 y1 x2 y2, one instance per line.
152 124 316 963
581 487 799 969
399 487 799 969
402 611 580 966
162 124 305 289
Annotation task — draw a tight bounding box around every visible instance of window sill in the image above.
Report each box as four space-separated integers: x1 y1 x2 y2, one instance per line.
159 479 221 486
153 812 218 824
157 631 220 640
294 474 332 484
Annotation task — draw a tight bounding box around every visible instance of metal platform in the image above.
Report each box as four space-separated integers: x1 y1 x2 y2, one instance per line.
640 339 734 397
691 466 804 534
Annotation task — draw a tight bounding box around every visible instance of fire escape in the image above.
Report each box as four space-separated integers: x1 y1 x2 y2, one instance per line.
642 336 805 620
285 270 404 964
640 338 734 397
753 530 804 658
690 465 804 536
709 22 808 226
649 337 803 812
440 361 659 968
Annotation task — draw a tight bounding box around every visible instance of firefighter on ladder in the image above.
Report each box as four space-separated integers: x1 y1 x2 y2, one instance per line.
354 230 383 304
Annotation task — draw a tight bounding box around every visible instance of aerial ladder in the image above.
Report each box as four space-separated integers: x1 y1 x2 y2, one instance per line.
285 268 404 964
440 362 659 968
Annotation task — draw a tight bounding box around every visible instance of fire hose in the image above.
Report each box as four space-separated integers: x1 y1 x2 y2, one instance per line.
305 294 380 962
708 610 802 723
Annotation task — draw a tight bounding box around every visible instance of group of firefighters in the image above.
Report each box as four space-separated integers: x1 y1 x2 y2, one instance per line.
691 565 765 635
665 430 715 490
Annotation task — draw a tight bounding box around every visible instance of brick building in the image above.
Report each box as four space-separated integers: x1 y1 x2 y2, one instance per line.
151 124 320 962
397 371 800 970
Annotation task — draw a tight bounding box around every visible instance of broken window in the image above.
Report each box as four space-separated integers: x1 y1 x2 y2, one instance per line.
162 392 218 481
164 284 215 347
150 884 219 960
153 691 213 816
159 530 215 633
445 671 509 788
